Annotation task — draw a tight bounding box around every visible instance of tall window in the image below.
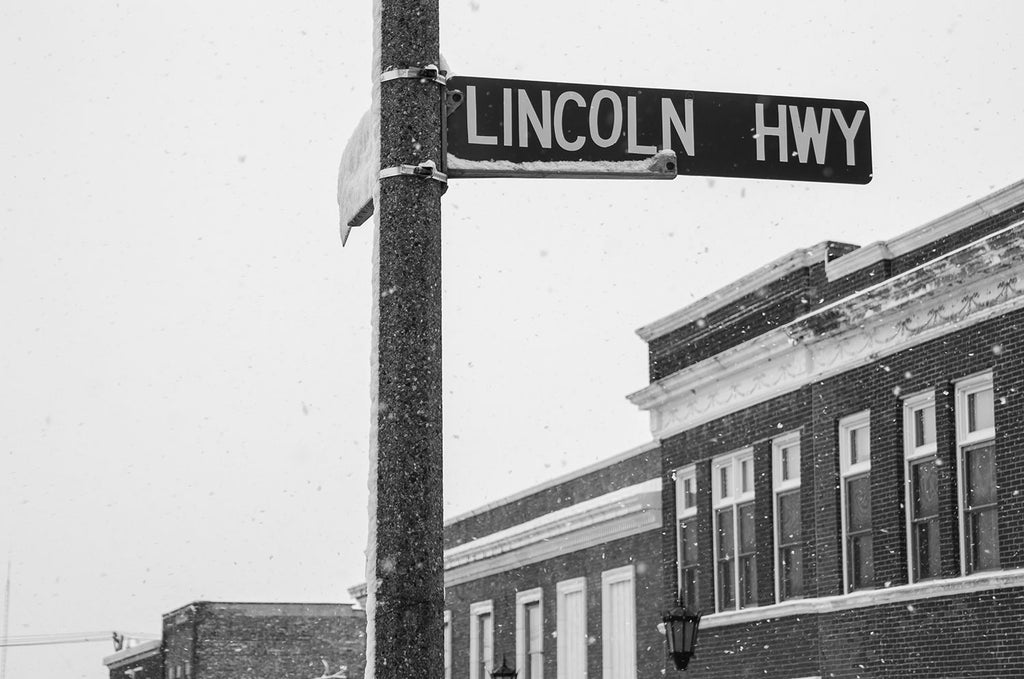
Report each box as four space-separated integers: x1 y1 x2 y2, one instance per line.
674 465 698 610
956 373 999 574
773 433 803 601
904 392 939 582
516 588 543 679
469 600 494 679
601 566 636 679
840 411 872 592
712 449 756 611
556 578 587 679
444 610 452 679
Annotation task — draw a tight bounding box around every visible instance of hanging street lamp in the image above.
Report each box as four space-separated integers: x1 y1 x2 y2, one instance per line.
661 595 702 671
490 656 518 679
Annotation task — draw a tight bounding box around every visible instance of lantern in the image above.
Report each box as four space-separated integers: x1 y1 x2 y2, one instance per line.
662 597 702 671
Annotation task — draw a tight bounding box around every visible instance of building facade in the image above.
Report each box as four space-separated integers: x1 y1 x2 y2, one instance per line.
358 180 1024 679
103 602 365 679
629 179 1024 678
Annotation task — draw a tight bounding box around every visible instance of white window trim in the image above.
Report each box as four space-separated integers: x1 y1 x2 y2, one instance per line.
469 599 494 679
903 390 937 584
674 464 697 600
772 431 801 603
515 587 543 679
556 577 587 679
955 371 996 576
839 410 871 593
444 610 452 679
711 448 755 611
600 565 636 679
955 372 996 446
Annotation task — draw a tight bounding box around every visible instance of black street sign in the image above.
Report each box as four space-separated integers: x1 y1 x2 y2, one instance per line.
445 75 872 184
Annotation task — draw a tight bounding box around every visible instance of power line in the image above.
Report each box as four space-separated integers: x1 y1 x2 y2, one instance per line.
0 631 159 649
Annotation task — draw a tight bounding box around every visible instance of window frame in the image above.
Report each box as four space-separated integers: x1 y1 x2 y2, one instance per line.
903 390 940 583
469 599 494 679
556 577 587 679
711 448 757 612
772 431 802 602
600 565 637 679
955 372 999 575
839 410 872 593
674 464 698 610
515 587 544 679
444 610 452 679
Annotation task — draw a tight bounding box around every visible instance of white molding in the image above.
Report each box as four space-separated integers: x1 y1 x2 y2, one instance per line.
469 600 494 679
902 390 938 585
444 441 658 526
601 565 637 679
555 578 588 679
343 482 661 593
515 587 543 679
826 179 1024 281
674 465 697 519
628 221 1024 441
772 432 802 604
701 568 1024 629
839 411 871 594
640 181 1024 341
444 610 453 679
954 371 996 575
636 241 834 341
711 449 755 611
772 431 802 492
444 480 661 586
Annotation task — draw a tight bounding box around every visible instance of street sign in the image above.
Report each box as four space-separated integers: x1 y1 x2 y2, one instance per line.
337 110 376 241
445 76 872 184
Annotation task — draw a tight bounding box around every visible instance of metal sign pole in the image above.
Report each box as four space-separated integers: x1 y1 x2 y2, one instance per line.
365 1 444 679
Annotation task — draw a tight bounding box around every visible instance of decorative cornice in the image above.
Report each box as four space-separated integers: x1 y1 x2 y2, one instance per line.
629 220 1024 440
635 241 835 342
638 180 1024 342
826 178 1024 281
702 568 1024 629
444 479 661 586
444 440 659 527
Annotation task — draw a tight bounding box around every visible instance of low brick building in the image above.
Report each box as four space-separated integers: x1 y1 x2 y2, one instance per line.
103 602 365 679
352 179 1024 679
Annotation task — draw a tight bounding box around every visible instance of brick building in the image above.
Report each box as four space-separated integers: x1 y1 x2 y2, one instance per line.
103 602 365 679
630 179 1024 678
352 179 1024 679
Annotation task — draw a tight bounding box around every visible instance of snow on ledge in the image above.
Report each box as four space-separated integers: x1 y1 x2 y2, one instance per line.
702 568 1024 629
446 150 677 180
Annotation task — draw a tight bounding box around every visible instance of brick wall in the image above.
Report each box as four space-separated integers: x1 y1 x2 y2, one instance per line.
660 388 812 611
444 445 660 550
648 268 813 381
684 585 1024 679
445 531 663 679
656 307 1024 678
163 602 366 679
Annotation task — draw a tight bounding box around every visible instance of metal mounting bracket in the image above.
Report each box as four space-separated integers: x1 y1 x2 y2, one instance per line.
445 88 464 116
379 162 449 184
380 64 447 86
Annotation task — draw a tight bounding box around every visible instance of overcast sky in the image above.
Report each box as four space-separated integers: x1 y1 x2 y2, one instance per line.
2 1 1022 677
